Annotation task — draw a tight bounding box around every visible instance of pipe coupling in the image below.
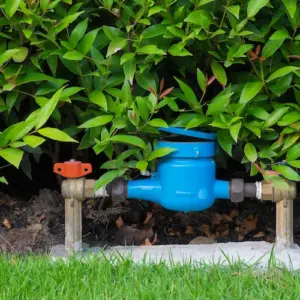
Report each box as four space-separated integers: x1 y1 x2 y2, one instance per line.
61 178 102 201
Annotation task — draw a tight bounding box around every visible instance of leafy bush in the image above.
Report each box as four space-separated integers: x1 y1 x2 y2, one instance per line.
0 0 300 189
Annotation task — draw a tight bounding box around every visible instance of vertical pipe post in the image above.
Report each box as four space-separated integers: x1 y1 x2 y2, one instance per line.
262 180 296 248
65 197 83 253
276 199 294 248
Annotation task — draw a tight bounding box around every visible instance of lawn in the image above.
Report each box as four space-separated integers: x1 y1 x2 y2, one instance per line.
0 254 299 299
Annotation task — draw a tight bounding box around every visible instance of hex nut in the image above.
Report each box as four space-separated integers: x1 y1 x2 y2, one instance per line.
230 179 244 203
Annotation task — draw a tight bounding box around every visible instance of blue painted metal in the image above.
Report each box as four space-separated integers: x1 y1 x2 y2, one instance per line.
159 127 217 140
127 128 230 212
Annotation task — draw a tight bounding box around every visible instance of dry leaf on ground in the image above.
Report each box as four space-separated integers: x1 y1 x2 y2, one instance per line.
143 212 153 224
212 212 222 225
116 216 124 229
230 209 239 218
222 214 232 223
253 231 265 238
241 215 258 234
3 218 12 229
185 226 195 235
198 224 211 236
142 238 152 246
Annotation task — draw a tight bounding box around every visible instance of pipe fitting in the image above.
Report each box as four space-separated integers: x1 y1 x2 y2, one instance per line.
61 178 107 200
230 179 257 203
261 180 297 202
107 177 128 202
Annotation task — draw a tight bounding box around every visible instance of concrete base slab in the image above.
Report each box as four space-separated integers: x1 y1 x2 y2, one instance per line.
51 242 300 270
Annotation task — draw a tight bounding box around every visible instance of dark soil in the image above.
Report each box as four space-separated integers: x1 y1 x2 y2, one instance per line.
1 188 300 253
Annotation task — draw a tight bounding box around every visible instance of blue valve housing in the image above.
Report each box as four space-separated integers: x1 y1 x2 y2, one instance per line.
127 127 230 212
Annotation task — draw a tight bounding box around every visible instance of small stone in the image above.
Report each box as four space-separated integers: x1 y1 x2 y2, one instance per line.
189 236 216 245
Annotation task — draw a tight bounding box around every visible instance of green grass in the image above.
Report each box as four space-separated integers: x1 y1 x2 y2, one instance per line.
0 253 299 300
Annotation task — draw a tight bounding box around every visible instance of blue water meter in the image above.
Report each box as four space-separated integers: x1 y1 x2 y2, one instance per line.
127 127 230 212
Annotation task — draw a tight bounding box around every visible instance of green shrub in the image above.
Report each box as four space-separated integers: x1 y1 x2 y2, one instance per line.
0 0 300 189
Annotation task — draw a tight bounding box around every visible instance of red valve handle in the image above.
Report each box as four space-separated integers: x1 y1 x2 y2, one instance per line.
54 161 92 178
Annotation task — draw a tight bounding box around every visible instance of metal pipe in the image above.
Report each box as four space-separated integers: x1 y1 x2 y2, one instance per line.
260 180 297 248
65 197 82 253
276 199 294 248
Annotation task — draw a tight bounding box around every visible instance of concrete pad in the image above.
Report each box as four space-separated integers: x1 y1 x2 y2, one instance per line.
51 242 300 270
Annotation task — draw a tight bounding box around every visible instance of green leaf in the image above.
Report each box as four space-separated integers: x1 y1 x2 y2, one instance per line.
110 135 146 149
278 112 300 126
282 133 300 150
186 115 207 129
184 10 214 29
266 66 300 82
244 143 257 162
217 130 233 156
282 0 297 18
61 87 84 99
0 177 8 185
264 107 289 128
239 81 263 104
148 5 167 16
5 0 21 17
207 93 233 115
272 165 300 181
269 29 291 40
89 90 107 111
52 12 84 36
137 45 166 56
175 78 198 107
79 115 114 128
247 0 269 18
244 123 261 138
168 44 193 57
197 69 206 93
63 50 84 61
136 160 148 172
248 107 269 120
123 58 136 85
287 160 300 168
287 143 300 161
106 38 127 57
77 29 99 55
121 53 135 65
227 5 240 19
0 49 19 65
69 18 88 47
211 61 227 86
148 147 176 161
262 40 284 58
12 47 28 63
94 169 126 191
36 87 65 130
148 118 168 128
267 175 289 190
23 136 46 148
0 148 23 168
37 128 78 143
230 121 242 143
9 141 26 148
142 25 166 39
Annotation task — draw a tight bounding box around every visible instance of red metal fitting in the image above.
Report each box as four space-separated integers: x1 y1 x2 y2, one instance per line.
54 160 92 178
